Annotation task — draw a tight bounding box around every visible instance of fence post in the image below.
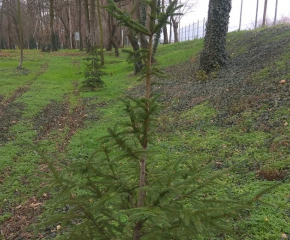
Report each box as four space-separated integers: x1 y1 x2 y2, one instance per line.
274 0 278 25
239 0 243 30
262 0 268 27
188 23 190 40
255 0 259 28
193 22 195 40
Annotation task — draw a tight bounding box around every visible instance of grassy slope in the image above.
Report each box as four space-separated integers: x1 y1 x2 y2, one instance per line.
0 26 290 239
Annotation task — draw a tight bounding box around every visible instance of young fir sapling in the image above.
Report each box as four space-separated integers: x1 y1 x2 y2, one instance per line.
81 46 106 91
30 0 280 239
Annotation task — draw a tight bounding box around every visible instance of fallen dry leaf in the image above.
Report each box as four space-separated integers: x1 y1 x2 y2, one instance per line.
279 79 286 84
281 233 287 239
29 202 42 209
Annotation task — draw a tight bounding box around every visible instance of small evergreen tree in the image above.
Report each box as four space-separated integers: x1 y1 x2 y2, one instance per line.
81 46 106 91
30 0 278 239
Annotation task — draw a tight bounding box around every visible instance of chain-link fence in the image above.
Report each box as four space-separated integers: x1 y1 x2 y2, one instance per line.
179 0 289 42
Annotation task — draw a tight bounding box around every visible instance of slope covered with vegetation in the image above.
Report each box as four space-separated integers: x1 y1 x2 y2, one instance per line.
0 25 290 239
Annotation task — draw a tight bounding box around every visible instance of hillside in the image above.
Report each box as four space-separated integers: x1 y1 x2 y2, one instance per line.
0 25 290 239
128 25 290 239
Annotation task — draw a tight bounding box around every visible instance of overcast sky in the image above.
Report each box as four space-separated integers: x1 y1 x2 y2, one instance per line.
181 0 290 30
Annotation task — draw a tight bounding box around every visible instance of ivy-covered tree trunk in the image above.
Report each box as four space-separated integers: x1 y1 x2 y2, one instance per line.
139 1 149 50
153 0 161 57
127 29 143 74
199 0 232 73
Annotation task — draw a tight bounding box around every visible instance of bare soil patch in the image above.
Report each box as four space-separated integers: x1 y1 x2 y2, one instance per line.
0 195 47 239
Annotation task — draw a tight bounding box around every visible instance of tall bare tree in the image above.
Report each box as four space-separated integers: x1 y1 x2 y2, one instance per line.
83 0 91 51
0 0 3 49
77 0 83 50
17 0 23 68
168 0 197 43
162 0 169 44
49 0 57 51
262 0 268 27
96 0 104 64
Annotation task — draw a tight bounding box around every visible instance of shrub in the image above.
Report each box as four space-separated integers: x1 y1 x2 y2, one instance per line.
81 46 106 91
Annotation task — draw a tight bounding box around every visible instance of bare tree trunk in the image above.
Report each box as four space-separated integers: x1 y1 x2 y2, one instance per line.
162 0 168 44
49 0 56 51
107 15 119 57
274 0 278 26
262 0 268 27
172 18 179 43
83 0 91 51
68 2 72 49
163 26 168 44
238 0 243 31
78 0 83 50
255 0 259 29
8 13 12 48
0 2 3 50
169 18 172 43
17 0 23 68
90 0 96 46
106 14 112 51
96 0 104 65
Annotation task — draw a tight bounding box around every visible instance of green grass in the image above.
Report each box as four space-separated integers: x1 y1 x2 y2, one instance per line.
157 39 203 67
1 27 290 239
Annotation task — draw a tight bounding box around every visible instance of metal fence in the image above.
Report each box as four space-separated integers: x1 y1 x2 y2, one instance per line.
179 0 288 42
179 18 206 41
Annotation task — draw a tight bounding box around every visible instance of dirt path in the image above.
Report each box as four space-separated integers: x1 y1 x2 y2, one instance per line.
0 62 88 240
0 62 49 144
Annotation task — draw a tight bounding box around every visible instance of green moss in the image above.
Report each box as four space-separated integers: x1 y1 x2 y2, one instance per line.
180 101 216 121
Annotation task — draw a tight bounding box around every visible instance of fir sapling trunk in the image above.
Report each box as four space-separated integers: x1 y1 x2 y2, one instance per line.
133 34 153 240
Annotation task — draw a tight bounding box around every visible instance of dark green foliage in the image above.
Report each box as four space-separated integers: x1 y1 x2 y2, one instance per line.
0 37 6 49
31 96 280 239
81 46 106 91
41 44 51 52
51 32 59 51
199 0 232 73
28 35 37 49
